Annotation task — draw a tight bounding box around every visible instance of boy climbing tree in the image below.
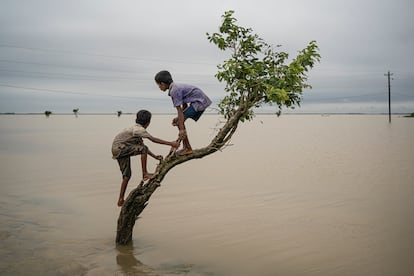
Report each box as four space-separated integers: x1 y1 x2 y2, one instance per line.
116 10 320 245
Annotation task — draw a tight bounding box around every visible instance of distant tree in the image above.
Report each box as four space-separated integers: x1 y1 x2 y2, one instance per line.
44 111 52 117
117 111 122 117
73 108 79 117
116 10 320 245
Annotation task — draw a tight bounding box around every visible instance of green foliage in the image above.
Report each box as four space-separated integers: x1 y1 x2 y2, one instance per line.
207 10 320 121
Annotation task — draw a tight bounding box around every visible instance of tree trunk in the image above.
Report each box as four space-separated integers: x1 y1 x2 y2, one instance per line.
116 108 245 245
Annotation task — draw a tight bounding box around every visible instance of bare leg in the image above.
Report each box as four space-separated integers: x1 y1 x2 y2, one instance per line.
178 134 193 155
141 153 154 180
118 176 130 206
176 120 193 155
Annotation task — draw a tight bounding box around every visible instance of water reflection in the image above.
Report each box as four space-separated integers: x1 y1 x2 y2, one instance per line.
115 244 156 276
115 244 197 276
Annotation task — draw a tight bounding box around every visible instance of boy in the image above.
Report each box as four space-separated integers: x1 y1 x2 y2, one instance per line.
154 70 212 155
112 110 179 207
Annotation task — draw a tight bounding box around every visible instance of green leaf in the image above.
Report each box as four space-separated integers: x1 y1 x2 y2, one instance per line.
207 11 320 121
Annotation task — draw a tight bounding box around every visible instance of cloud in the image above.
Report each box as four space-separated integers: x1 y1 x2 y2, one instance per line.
1 0 413 113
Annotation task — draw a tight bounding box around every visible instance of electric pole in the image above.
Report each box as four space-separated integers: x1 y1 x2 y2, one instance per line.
385 71 393 123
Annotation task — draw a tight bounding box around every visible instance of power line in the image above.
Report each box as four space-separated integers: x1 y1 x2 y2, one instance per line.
0 59 142 74
0 44 217 65
393 92 414 98
0 59 218 79
305 92 388 102
0 83 161 101
0 68 146 82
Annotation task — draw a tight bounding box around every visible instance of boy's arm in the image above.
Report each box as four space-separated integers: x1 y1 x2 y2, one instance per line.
147 135 179 148
147 148 163 161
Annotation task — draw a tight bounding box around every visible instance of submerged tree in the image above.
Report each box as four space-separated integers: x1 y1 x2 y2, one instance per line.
116 10 320 245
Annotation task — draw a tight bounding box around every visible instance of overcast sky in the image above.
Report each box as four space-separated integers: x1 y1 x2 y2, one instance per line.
1 0 413 114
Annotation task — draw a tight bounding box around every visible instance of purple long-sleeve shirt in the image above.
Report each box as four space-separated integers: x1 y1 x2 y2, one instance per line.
169 83 212 112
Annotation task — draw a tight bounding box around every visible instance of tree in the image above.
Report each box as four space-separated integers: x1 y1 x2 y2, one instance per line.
116 10 320 245
44 110 52 117
73 108 79 117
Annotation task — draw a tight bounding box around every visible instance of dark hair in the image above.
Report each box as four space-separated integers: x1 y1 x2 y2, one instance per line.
154 70 173 85
135 110 151 126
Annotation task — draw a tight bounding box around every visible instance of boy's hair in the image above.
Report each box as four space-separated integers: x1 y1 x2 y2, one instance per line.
135 110 152 126
154 70 173 85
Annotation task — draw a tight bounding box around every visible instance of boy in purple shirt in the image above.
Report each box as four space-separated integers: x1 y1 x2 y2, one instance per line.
155 70 212 155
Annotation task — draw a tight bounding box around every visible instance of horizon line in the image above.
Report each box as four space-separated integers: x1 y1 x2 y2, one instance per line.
1 112 412 116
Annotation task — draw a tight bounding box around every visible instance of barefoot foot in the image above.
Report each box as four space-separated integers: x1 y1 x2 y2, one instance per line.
143 173 154 181
176 148 193 156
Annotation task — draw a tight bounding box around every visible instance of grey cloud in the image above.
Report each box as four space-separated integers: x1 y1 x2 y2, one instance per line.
1 0 413 113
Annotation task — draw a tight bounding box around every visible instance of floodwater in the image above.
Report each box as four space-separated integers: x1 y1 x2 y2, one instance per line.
1 114 413 276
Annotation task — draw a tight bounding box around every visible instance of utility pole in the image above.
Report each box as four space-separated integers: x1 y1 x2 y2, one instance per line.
385 71 393 123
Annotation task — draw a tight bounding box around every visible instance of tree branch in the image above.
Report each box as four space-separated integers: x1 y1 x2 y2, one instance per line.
116 109 245 245
116 10 319 245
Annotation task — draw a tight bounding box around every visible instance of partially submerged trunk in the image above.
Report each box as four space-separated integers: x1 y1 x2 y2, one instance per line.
116 108 244 245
